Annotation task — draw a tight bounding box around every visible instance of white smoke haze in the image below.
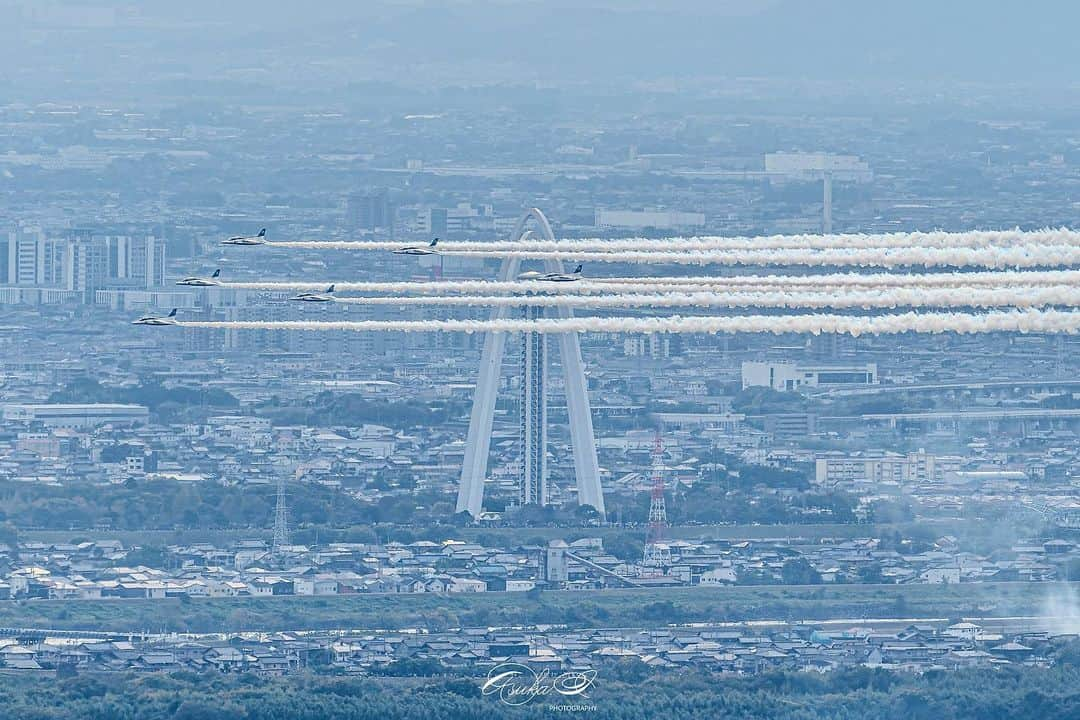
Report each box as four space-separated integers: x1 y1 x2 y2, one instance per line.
488 228 1080 251
331 285 1080 310
176 308 1080 336
1041 584 1080 636
221 280 539 294
219 270 1080 295
596 269 1080 289
434 244 1080 268
268 228 1080 252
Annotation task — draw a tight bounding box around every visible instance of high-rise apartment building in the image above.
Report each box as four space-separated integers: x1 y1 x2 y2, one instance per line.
346 190 391 231
109 235 165 288
1 230 165 298
64 235 110 294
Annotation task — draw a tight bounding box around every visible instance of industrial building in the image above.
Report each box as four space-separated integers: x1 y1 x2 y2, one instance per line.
814 450 963 488
2 404 150 429
742 361 878 392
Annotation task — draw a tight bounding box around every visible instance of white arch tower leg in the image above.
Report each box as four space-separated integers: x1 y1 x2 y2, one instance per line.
455 255 521 517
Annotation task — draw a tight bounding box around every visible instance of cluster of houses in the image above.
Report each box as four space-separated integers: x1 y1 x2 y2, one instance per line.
3 358 1078 532
3 532 1080 601
0 538 524 600
0 619 1071 675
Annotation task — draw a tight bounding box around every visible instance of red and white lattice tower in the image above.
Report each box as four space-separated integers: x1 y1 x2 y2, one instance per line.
642 432 670 568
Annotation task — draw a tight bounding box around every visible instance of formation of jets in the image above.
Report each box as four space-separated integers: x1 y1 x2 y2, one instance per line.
518 264 583 282
132 308 178 326
176 269 222 287
139 230 582 326
393 238 439 256
290 285 336 302
221 228 267 246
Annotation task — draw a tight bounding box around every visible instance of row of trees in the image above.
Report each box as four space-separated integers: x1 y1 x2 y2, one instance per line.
3 657 1080 719
0 479 447 531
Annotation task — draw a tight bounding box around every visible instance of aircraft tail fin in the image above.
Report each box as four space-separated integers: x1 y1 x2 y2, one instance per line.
211 269 221 278
573 264 583 274
258 229 267 237
430 237 438 246
167 308 178 317
327 285 335 293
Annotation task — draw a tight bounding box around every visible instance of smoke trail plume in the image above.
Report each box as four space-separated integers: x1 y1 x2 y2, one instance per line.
267 228 1080 252
596 269 1080 289
222 280 535 294
218 270 1080 295
176 308 1080 336
332 285 1080 310
436 245 1080 268
492 228 1080 251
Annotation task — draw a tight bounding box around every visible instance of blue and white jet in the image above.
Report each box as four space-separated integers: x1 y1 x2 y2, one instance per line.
132 308 179 326
176 269 222 287
393 238 439 256
222 229 267 246
290 285 336 302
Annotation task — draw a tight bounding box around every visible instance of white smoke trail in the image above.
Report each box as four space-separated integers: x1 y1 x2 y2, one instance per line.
218 269 1080 295
331 285 1080 310
435 245 1080 268
596 269 1080 289
497 228 1080 251
175 308 1080 336
222 280 536 294
267 228 1080 252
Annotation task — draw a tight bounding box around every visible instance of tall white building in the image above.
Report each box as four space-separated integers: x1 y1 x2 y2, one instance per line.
108 235 165 288
9 232 40 284
2 230 63 286
65 236 110 293
1 231 165 296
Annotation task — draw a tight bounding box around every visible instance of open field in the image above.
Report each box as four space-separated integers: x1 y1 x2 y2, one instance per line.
0 581 1071 635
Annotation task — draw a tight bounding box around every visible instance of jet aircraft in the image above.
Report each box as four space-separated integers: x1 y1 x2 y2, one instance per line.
518 264 583 282
176 269 222 287
132 308 179 326
222 229 267 246
290 285 336 302
393 238 439 255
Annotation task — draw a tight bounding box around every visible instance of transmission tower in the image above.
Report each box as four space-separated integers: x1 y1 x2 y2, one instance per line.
272 475 290 555
642 432 670 568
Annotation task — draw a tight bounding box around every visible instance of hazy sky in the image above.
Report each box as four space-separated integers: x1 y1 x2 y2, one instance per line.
3 1 1078 100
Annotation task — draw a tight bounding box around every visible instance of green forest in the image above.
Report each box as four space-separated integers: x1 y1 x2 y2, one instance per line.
2 660 1079 719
